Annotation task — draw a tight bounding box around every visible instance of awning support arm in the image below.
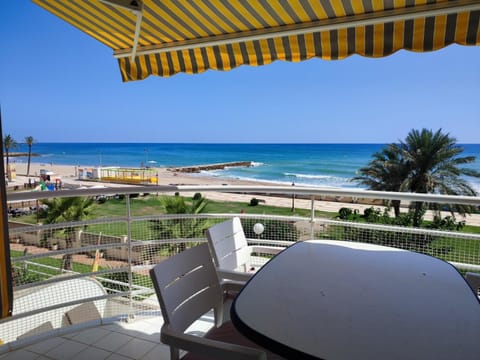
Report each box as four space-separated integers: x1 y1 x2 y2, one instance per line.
130 5 143 62
100 0 144 61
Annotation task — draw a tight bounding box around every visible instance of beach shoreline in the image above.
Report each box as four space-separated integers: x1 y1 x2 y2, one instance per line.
10 162 280 188
8 161 380 208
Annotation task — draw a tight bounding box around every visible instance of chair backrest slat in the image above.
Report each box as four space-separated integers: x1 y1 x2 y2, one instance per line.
218 247 252 272
207 217 250 270
150 243 223 332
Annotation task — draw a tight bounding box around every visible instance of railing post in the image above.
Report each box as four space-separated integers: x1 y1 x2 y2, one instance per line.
310 196 315 239
126 194 134 321
76 229 83 248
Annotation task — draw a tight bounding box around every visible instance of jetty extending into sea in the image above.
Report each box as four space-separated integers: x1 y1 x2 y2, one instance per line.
7 152 40 157
168 161 253 173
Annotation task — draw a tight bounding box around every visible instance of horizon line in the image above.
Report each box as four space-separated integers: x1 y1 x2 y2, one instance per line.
13 141 480 145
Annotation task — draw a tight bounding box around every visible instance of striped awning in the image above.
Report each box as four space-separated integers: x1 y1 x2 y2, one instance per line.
32 0 480 82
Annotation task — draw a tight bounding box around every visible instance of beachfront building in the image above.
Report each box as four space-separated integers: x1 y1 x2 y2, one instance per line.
78 167 158 185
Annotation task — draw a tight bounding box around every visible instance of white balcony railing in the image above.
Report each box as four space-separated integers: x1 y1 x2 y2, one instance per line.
2 185 480 346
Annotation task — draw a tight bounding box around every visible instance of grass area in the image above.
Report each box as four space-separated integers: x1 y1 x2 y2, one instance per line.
17 194 334 225
203 198 334 218
84 195 335 240
429 236 480 264
88 194 334 218
462 225 480 234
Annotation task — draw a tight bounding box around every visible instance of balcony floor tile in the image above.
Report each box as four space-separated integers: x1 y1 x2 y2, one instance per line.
1 313 213 360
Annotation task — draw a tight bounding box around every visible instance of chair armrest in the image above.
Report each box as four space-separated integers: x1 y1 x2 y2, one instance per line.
249 245 284 255
161 325 267 360
465 272 480 294
217 269 253 282
221 280 245 294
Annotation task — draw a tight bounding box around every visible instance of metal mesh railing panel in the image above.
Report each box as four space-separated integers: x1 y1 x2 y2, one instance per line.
5 189 480 346
311 218 480 271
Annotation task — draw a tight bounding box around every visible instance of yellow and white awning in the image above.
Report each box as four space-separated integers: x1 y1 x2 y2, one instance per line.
33 0 480 81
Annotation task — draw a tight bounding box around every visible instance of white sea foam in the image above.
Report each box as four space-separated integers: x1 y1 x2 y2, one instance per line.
195 170 355 188
251 161 264 167
198 170 222 177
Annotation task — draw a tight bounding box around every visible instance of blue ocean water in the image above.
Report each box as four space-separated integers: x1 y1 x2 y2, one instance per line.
12 143 480 191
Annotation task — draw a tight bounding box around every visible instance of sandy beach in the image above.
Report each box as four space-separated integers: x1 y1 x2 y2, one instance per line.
10 162 277 187
8 162 480 226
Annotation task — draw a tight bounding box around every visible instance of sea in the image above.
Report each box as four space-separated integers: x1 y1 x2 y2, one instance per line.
12 143 480 192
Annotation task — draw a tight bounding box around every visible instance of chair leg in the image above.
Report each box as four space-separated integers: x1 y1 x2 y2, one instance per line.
170 347 180 360
213 301 224 327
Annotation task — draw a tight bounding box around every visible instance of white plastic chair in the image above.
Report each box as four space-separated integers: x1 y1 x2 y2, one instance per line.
465 272 480 297
206 217 284 282
150 243 282 360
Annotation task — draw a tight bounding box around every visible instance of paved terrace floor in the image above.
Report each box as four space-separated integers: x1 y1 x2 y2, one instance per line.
0 311 217 360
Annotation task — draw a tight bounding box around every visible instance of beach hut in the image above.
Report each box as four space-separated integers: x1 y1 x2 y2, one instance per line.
1 0 479 319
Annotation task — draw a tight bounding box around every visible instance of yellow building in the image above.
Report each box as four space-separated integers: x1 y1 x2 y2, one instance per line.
98 167 158 185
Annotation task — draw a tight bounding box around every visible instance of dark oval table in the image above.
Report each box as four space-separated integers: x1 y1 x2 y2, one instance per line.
231 240 480 360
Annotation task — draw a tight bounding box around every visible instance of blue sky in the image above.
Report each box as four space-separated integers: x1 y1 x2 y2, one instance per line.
1 1 479 144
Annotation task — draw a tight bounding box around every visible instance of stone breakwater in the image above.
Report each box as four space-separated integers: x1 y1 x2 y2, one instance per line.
8 153 40 157
168 161 253 173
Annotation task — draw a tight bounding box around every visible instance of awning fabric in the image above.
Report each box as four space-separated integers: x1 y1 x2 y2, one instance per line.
32 0 480 82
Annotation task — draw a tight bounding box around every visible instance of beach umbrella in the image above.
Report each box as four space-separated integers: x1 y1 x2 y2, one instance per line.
1 0 479 320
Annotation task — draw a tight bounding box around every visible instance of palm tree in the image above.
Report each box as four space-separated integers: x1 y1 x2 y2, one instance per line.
24 136 36 177
150 194 211 253
40 197 94 270
395 128 480 226
355 128 480 227
353 144 409 217
3 134 18 173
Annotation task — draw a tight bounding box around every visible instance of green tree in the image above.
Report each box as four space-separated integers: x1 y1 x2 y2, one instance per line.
40 197 94 270
3 134 18 171
353 144 409 217
149 195 211 253
396 129 480 226
354 128 480 227
24 136 36 177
